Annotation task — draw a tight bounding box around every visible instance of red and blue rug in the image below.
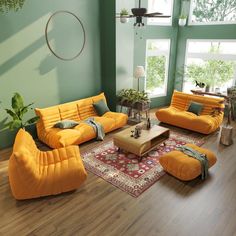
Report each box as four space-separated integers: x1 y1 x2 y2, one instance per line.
81 131 204 197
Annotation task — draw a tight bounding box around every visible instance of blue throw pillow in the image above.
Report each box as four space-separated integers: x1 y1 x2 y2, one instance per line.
93 99 110 116
187 101 203 116
54 120 79 129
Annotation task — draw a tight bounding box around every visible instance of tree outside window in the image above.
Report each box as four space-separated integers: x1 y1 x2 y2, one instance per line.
183 41 236 93
191 0 236 23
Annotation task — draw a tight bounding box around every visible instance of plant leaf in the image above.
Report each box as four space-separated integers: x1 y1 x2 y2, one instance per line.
5 109 18 120
9 120 22 130
20 102 34 116
25 116 39 125
12 93 24 113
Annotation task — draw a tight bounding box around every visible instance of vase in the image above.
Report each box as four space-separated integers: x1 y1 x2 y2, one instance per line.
178 18 187 27
120 16 129 24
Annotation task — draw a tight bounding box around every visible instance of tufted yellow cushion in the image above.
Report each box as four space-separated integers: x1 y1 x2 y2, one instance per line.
156 90 224 134
8 129 87 200
159 143 217 181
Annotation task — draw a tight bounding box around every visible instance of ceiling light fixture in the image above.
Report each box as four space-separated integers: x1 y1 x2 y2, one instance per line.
116 0 170 27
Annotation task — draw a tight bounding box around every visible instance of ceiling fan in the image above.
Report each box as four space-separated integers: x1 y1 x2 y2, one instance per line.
116 0 171 27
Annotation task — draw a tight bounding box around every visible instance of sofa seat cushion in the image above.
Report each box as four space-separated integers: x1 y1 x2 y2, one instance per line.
43 128 84 148
159 143 217 181
42 117 118 148
93 116 116 133
103 112 128 129
157 107 223 134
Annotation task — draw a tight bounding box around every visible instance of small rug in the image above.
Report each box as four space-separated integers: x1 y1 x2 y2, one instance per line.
81 131 204 197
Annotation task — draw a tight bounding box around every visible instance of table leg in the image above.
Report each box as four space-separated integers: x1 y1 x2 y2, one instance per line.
145 110 149 121
119 105 123 113
231 100 235 121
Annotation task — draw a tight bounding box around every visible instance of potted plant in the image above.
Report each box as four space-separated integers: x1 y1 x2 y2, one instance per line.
179 15 187 26
120 8 130 23
117 89 150 110
3 93 39 131
0 0 26 13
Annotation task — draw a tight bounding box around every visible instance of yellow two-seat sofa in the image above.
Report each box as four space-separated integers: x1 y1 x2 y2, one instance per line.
156 90 224 134
35 93 128 148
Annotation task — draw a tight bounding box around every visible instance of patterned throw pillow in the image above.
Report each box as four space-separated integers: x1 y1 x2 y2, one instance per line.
54 120 79 129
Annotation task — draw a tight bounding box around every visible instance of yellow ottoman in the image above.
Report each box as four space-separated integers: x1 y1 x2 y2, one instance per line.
159 143 217 181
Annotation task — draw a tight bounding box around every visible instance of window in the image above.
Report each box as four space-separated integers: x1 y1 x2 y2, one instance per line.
189 0 236 25
145 39 170 97
183 40 236 94
147 0 173 25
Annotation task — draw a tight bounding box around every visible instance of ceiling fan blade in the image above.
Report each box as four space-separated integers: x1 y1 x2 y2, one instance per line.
145 15 171 18
116 15 135 18
145 12 163 16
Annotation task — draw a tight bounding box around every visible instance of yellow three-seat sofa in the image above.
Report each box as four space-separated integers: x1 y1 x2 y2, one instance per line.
35 93 128 148
156 90 224 134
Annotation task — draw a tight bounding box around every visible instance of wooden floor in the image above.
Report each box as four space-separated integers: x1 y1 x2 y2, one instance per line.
0 110 236 236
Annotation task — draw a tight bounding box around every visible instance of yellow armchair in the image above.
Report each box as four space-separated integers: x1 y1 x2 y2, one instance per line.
8 129 87 200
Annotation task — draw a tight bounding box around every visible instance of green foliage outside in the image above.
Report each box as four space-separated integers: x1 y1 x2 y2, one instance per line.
146 56 166 92
3 93 39 130
186 46 236 91
187 60 235 90
0 0 26 13
193 0 236 22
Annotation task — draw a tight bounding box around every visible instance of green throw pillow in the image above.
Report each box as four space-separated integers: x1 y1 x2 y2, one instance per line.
187 101 203 116
54 120 79 129
93 99 110 116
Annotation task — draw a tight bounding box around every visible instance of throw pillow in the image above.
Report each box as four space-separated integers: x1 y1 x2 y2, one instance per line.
54 120 79 129
187 101 203 116
93 99 110 116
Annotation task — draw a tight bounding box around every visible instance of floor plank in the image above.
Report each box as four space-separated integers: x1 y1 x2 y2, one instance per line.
0 110 236 236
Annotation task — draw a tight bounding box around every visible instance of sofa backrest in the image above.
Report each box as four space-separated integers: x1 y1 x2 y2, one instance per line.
13 129 38 153
171 90 224 115
35 93 107 130
12 129 38 167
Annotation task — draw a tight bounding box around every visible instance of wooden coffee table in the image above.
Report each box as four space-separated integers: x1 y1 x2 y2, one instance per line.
113 124 170 161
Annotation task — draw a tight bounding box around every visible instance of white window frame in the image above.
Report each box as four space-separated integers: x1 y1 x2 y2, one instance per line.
145 39 171 98
183 39 236 91
188 0 236 26
147 0 174 26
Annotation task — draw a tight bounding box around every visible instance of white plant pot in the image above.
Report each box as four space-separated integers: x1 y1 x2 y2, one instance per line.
179 18 187 27
120 16 129 24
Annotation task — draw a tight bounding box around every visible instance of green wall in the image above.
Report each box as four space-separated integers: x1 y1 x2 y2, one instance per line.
116 0 135 92
100 0 116 111
133 0 181 108
0 0 101 148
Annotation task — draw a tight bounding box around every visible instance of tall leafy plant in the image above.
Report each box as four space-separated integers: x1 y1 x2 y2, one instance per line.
0 0 26 13
4 93 39 130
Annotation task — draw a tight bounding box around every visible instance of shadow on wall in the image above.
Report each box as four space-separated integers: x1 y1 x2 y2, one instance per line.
0 33 52 77
0 0 102 149
37 54 57 76
0 1 55 43
116 66 128 76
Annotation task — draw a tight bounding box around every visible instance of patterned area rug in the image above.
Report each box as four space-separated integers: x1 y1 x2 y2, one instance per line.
81 131 204 197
